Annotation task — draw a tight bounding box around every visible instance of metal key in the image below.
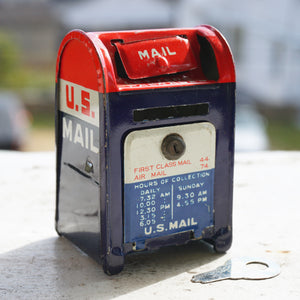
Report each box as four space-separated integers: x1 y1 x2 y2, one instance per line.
191 257 280 283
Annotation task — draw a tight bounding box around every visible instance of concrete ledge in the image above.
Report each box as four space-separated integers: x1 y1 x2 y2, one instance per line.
0 151 299 299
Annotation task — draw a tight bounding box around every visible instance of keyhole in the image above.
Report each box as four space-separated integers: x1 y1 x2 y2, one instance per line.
173 142 180 154
161 133 186 160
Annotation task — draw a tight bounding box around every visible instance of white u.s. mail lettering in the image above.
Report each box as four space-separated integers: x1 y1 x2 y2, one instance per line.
144 217 198 235
59 79 99 153
62 117 99 153
138 47 176 60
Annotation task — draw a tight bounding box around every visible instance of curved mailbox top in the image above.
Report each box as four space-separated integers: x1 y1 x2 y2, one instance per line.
56 26 235 94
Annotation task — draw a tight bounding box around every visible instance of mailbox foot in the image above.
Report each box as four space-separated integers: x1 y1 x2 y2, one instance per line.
103 252 124 275
214 235 232 253
204 227 232 253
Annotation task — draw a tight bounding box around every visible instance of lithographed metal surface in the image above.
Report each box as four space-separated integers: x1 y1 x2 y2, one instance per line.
55 26 236 274
124 123 216 249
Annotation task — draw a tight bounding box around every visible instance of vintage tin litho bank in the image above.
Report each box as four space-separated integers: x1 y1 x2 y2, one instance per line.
55 25 235 274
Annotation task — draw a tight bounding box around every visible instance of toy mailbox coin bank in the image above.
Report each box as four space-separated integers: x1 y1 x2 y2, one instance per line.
55 26 235 275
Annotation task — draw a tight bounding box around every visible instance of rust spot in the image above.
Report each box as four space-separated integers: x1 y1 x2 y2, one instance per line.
266 250 290 254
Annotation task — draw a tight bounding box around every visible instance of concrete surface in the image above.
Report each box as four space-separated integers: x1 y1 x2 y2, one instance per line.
0 151 299 299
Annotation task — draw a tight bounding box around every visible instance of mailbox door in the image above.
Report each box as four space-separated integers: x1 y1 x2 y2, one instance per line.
123 122 216 250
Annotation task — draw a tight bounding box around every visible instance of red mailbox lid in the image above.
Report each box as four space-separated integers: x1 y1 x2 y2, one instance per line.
114 36 199 79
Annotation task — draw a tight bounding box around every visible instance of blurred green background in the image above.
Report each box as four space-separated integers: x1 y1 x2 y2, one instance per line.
0 30 54 151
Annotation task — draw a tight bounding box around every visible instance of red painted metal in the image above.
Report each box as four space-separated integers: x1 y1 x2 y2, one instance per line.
114 36 198 79
56 26 235 93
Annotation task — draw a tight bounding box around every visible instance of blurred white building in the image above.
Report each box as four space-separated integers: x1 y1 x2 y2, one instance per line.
174 0 300 107
1 0 299 108
55 0 300 107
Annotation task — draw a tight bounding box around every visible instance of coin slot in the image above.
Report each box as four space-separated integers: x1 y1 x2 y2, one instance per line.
133 103 209 122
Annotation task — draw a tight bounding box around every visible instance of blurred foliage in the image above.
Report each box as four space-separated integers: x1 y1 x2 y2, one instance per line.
6 67 54 90
31 111 54 129
0 31 53 90
267 119 300 150
0 31 18 86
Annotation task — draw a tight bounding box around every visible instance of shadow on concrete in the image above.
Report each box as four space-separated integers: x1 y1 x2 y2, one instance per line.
0 236 224 299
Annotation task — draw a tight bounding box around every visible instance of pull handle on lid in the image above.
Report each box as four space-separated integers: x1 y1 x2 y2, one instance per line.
114 36 199 79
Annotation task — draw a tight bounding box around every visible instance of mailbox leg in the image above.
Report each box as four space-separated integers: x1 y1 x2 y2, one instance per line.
205 228 232 253
103 252 124 275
